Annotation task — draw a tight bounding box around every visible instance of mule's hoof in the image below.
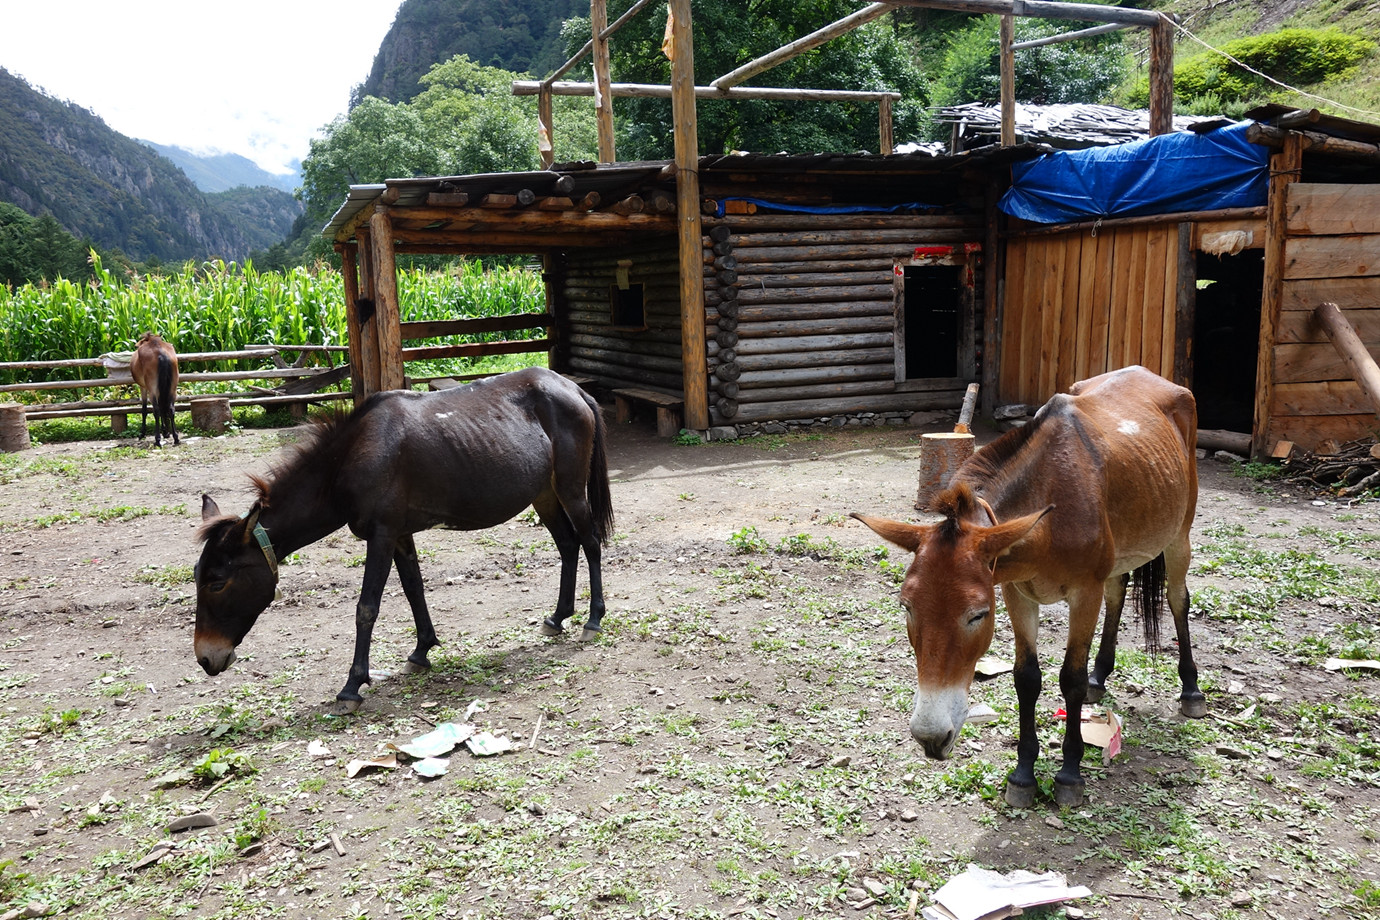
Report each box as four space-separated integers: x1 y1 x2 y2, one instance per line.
403 660 429 675
1086 682 1106 704
579 627 601 642
539 620 563 637
330 698 363 715
1003 780 1037 809
1054 778 1085 807
1180 694 1208 719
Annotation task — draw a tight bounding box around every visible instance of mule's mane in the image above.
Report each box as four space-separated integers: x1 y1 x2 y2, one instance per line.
957 412 1044 484
253 408 361 503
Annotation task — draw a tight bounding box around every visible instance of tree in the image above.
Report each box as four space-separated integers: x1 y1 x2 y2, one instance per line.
564 0 929 159
928 15 1128 115
299 56 600 260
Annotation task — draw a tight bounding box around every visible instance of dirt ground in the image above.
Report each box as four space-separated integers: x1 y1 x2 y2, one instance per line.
1 411 1378 920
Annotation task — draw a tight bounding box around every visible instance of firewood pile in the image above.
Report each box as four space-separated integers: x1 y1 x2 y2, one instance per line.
1280 439 1380 496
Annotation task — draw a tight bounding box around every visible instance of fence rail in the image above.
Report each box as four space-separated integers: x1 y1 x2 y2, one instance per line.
0 344 353 424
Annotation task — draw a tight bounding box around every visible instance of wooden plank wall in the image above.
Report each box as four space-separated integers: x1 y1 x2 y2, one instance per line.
563 240 684 391
703 214 984 425
1266 183 1380 450
999 223 1181 407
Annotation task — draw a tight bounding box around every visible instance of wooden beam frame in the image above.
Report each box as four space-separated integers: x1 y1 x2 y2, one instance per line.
669 0 708 430
711 3 896 89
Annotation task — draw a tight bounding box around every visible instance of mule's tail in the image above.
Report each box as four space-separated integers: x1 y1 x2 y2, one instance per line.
585 396 615 545
1131 553 1166 654
156 351 177 437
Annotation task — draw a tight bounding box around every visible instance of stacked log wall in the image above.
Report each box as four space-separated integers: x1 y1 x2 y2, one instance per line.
703 214 985 426
1265 183 1380 450
562 240 684 391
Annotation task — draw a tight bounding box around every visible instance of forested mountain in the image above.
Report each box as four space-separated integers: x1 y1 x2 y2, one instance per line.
142 141 300 195
0 68 300 264
354 0 586 104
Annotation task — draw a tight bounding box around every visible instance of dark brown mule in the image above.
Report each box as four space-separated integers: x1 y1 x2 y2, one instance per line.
853 366 1205 807
193 367 614 709
130 332 179 446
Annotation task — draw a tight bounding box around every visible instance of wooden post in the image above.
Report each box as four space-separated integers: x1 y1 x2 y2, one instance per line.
353 231 384 399
1252 133 1303 458
1172 222 1195 387
1314 302 1380 420
999 15 1015 147
0 403 28 452
670 0 708 431
981 179 1003 416
538 84 555 169
591 0 616 163
1148 17 1175 137
340 243 366 403
879 95 893 155
369 209 407 392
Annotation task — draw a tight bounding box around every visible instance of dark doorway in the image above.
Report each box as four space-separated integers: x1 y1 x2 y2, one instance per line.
1192 249 1264 432
903 265 961 379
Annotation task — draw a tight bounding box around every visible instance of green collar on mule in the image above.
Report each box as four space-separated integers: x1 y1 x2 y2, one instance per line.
252 521 279 580
240 512 279 581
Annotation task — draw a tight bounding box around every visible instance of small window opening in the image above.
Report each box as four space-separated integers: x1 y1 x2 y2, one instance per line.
903 265 961 379
611 283 645 328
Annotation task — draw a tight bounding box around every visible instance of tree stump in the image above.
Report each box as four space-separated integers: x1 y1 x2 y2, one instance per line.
190 396 232 434
0 403 29 452
915 432 974 510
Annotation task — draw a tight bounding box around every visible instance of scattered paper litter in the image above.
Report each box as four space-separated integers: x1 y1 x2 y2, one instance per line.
345 752 398 779
465 732 515 757
1056 706 1122 764
926 865 1091 920
307 739 332 758
975 657 1013 680
411 757 450 778
967 702 999 724
1324 657 1380 672
463 699 491 721
386 722 475 759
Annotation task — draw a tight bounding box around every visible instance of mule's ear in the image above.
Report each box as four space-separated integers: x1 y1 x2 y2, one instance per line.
850 512 932 554
975 505 1054 561
241 502 263 540
201 494 222 521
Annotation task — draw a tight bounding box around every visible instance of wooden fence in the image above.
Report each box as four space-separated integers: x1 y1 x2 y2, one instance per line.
0 344 352 427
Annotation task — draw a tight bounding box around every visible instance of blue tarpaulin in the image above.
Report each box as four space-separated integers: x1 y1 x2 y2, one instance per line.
999 121 1269 224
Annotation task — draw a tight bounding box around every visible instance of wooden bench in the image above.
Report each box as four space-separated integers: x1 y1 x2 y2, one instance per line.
612 387 684 437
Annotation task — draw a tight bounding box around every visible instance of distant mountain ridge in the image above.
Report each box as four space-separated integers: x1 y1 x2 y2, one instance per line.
141 141 300 195
354 0 585 104
0 68 300 263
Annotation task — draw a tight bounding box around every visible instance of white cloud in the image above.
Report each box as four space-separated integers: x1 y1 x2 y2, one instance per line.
0 1 405 175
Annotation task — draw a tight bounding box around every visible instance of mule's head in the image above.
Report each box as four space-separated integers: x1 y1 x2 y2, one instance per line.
194 494 278 676
852 487 1049 759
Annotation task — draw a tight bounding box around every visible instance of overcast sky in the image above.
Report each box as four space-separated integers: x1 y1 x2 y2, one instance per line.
0 1 406 176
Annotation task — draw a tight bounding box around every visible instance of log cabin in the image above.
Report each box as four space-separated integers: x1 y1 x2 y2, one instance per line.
324 105 1380 456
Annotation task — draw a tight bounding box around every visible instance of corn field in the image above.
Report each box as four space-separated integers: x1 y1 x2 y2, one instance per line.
0 256 547 385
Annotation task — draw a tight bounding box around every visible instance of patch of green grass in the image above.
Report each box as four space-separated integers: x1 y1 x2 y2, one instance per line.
190 747 256 784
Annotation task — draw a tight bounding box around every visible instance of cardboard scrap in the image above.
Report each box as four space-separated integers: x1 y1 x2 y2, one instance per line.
386 722 475 759
1324 657 1380 672
967 702 1000 724
344 752 398 779
975 657 1013 680
1056 706 1122 764
924 865 1091 920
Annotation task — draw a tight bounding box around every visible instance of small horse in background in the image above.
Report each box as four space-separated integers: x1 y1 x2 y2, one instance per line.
130 332 179 446
853 366 1205 808
193 367 614 710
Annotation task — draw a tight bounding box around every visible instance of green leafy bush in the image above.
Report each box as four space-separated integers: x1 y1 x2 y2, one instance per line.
1125 27 1375 111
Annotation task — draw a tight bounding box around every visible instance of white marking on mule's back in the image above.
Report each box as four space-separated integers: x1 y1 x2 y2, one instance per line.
1117 419 1140 436
435 412 453 419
